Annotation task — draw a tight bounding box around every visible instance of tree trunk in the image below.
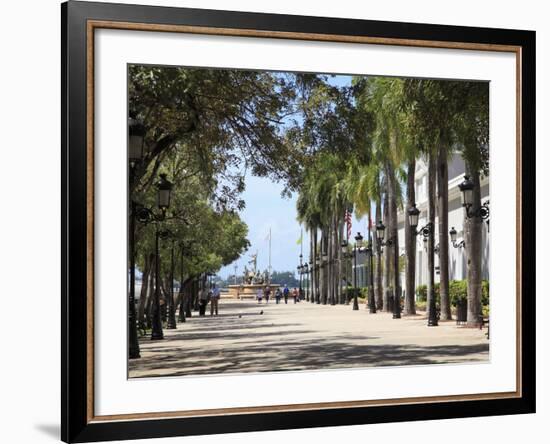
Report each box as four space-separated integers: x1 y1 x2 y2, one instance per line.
375 201 383 309
328 222 334 305
437 143 452 320
313 228 319 303
383 193 391 311
427 153 437 320
321 228 329 304
137 253 152 329
145 253 156 329
387 161 401 318
338 220 344 304
331 215 339 305
310 228 315 303
404 159 417 315
466 166 483 326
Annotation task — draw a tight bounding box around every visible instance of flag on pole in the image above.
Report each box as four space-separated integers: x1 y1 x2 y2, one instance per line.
345 208 352 239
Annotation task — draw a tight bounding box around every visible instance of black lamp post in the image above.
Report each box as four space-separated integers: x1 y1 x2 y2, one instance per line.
407 204 437 326
321 252 329 304
353 232 363 311
127 116 145 360
304 262 309 301
134 173 174 340
364 241 376 314
298 253 303 299
449 226 465 249
458 175 490 222
375 221 402 318
315 255 321 304
178 242 186 323
341 240 349 304
166 238 177 329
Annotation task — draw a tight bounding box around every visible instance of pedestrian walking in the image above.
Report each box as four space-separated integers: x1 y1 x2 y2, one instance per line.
264 285 271 304
210 284 220 316
275 288 282 304
283 284 289 304
256 288 263 304
292 287 298 304
198 287 208 316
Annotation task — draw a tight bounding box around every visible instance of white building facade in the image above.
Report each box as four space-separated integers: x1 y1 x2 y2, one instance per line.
396 154 490 297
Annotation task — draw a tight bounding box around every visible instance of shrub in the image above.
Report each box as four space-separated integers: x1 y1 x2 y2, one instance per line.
449 280 468 306
481 280 489 306
416 283 440 303
416 285 427 302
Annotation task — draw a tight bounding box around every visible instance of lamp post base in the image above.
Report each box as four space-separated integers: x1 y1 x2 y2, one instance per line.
167 307 177 329
129 346 141 360
151 331 164 340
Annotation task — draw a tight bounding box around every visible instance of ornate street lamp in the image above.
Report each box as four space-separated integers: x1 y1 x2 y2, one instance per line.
127 116 146 360
408 204 437 326
352 232 363 311
375 220 387 244
129 116 146 167
156 173 173 215
134 173 174 340
449 227 465 249
458 175 490 222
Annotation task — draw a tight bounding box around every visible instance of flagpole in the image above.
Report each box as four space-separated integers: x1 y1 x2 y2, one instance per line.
268 227 272 283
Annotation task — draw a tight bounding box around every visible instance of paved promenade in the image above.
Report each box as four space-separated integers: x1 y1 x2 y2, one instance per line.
129 299 489 378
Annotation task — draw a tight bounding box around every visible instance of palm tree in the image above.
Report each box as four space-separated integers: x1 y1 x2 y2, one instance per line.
455 82 489 326
361 77 408 317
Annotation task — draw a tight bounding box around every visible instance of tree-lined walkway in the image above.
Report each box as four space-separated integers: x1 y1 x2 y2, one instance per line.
129 299 489 378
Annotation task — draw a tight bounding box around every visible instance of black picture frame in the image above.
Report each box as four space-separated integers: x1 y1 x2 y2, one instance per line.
61 1 536 442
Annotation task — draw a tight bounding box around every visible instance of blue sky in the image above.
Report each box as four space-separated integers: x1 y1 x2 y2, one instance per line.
218 74 369 279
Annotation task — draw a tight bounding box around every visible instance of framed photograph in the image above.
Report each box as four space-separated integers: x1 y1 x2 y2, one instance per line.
62 1 535 442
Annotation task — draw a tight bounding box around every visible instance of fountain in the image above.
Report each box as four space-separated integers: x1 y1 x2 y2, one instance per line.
226 252 278 299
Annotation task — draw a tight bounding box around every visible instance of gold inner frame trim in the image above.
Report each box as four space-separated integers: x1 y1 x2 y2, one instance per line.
86 19 523 424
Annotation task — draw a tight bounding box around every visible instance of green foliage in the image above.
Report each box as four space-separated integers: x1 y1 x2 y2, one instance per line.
482 280 490 306
269 271 300 287
416 284 427 301
129 65 490 300
417 280 489 308
449 280 468 306
416 283 440 304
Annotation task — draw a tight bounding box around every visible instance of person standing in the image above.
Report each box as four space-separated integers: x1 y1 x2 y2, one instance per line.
199 286 208 316
283 284 289 304
210 284 220 316
264 285 271 304
256 288 263 304
275 288 282 304
292 287 298 304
